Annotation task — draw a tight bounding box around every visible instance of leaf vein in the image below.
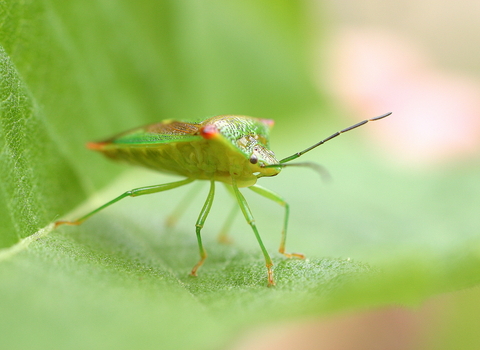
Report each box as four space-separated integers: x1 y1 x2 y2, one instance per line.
0 222 55 262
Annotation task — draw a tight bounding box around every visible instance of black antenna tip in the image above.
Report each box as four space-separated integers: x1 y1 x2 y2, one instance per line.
372 112 392 121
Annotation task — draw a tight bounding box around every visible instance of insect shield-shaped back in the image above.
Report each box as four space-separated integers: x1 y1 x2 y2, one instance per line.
198 116 281 187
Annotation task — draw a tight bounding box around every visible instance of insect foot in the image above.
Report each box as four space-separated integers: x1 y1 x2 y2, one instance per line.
280 251 306 259
54 220 82 228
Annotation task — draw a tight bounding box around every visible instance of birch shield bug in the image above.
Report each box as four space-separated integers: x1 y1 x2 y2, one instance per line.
55 113 391 286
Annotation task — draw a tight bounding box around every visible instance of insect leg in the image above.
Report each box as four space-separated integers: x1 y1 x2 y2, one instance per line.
231 179 275 286
165 182 204 227
54 178 195 227
217 184 239 244
249 185 305 259
190 179 215 276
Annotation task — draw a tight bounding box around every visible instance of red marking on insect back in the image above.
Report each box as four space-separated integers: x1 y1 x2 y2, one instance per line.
259 119 274 128
200 125 219 139
86 141 109 150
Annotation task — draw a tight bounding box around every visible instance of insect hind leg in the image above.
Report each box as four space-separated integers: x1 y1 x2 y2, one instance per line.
54 178 195 227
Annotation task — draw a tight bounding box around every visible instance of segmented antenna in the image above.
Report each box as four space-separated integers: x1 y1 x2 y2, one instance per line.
277 112 391 164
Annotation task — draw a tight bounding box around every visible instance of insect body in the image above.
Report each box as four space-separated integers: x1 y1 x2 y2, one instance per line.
88 116 280 187
55 113 391 286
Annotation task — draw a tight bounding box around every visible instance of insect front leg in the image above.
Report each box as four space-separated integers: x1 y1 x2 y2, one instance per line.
231 179 275 286
190 179 215 277
54 178 195 227
248 185 304 259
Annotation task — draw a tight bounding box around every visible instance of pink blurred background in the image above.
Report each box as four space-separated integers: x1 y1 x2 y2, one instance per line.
317 0 480 167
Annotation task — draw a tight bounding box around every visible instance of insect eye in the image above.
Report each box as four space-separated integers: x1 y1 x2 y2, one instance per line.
249 154 258 164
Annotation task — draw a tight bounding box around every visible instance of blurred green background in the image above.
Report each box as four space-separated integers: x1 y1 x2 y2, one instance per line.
1 1 480 349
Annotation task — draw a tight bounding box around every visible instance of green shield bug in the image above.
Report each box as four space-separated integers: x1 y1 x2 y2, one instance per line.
55 112 391 286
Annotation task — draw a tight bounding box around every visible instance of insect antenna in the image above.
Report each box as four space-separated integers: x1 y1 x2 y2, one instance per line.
263 162 332 182
268 112 391 165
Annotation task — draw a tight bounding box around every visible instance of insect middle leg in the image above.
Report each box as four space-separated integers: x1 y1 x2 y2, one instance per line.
231 179 275 286
165 182 204 227
54 178 195 227
216 184 239 244
248 185 304 259
190 179 215 277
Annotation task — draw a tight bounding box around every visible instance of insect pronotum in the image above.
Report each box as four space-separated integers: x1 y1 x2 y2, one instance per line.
55 112 391 286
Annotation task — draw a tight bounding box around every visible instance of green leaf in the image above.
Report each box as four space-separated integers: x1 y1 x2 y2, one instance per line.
1 1 480 349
